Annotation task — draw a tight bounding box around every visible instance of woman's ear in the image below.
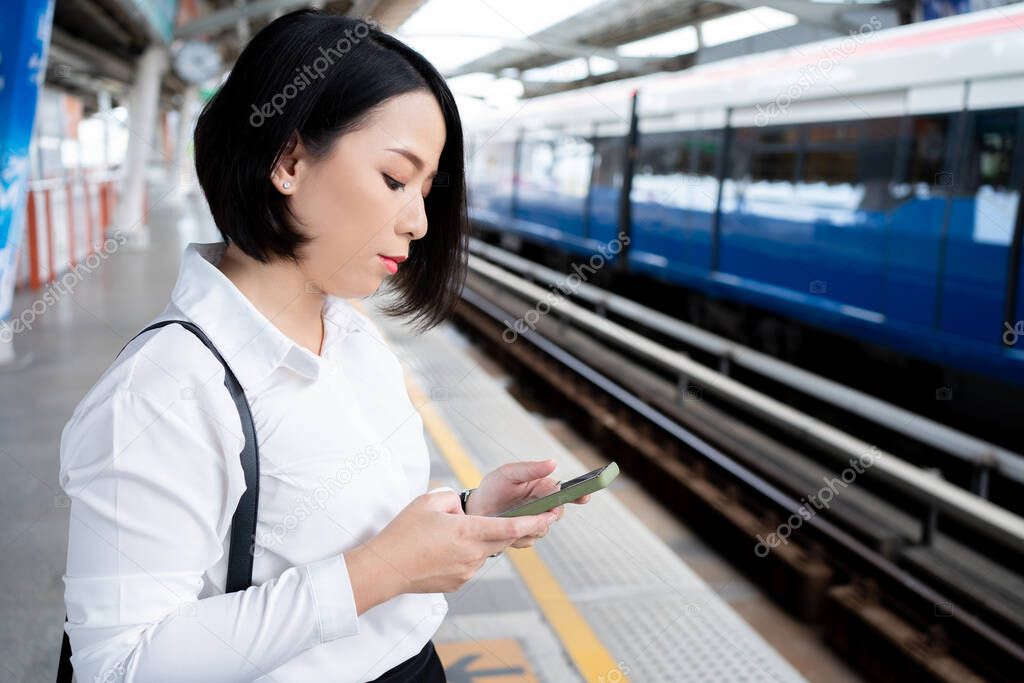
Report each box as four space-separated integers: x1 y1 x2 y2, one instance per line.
271 130 307 194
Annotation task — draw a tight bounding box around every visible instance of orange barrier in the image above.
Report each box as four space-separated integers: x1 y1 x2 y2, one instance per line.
15 172 120 290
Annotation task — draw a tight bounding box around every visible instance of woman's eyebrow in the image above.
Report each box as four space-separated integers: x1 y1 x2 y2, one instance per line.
385 147 437 177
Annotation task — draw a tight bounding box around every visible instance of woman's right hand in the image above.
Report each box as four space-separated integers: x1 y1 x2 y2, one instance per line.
345 489 557 608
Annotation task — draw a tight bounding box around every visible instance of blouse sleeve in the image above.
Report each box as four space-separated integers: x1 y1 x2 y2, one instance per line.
59 384 361 683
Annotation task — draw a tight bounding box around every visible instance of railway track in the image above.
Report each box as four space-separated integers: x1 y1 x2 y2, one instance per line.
450 244 1024 683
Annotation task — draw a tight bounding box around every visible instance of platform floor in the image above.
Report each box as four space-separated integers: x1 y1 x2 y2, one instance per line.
379 318 861 683
371 303 812 683
0 177 223 681
0 176 858 682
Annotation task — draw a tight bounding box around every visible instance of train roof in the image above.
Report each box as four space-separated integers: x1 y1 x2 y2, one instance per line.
466 3 1024 137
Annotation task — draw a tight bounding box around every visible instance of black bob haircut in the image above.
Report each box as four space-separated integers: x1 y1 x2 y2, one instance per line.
194 8 468 331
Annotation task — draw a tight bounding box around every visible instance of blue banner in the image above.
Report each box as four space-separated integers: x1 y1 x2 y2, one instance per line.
0 0 54 322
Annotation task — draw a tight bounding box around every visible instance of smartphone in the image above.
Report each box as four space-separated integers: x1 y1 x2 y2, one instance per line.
495 462 619 517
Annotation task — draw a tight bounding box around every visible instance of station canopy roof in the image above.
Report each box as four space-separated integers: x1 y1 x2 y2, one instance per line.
46 0 908 114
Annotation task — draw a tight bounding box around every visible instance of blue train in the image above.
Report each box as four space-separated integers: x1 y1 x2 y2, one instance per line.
464 5 1024 390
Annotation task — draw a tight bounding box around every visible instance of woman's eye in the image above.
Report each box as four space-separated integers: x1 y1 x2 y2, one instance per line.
383 174 405 191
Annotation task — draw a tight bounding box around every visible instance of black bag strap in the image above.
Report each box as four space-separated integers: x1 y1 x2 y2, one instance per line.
58 320 260 683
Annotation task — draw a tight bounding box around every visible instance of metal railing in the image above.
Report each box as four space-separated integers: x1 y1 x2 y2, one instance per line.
467 244 1024 551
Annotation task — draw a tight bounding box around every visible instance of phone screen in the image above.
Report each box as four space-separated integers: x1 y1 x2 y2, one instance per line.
558 464 607 490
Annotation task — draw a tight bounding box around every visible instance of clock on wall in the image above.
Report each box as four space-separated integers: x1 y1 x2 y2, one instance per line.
173 40 223 85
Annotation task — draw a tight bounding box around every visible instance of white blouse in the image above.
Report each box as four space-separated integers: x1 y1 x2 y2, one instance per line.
59 242 449 683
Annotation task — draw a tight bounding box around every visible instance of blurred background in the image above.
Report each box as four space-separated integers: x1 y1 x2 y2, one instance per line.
2 1 1023 682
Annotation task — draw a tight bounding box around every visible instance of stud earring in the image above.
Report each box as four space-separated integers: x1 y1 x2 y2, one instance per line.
282 181 292 189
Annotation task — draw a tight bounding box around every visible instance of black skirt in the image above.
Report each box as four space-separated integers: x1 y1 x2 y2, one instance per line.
367 640 445 682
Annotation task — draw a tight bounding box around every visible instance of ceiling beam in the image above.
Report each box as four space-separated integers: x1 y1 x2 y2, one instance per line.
50 25 135 83
521 52 697 98
722 0 894 33
445 0 733 78
175 0 314 39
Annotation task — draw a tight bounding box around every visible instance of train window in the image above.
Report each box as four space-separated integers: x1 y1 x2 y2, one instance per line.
470 139 514 184
858 118 901 182
733 127 757 146
851 118 902 211
592 136 625 188
906 115 950 187
804 149 859 185
636 130 691 177
731 125 798 182
551 135 594 198
755 127 799 146
965 109 1019 245
863 117 903 142
518 134 593 199
750 150 796 181
694 133 721 176
518 137 556 189
802 120 861 185
967 109 1017 191
467 138 516 211
806 122 860 144
633 130 691 204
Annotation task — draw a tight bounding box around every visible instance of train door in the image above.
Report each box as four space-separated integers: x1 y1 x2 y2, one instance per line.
939 107 1022 344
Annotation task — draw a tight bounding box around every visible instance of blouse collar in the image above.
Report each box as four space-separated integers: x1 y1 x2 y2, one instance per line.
169 242 366 391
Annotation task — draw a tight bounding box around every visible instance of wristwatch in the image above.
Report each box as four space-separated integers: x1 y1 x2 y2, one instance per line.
460 491 499 561
459 488 500 557
459 488 475 513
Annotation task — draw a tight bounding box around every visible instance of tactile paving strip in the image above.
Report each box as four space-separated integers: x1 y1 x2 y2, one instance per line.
583 592 803 682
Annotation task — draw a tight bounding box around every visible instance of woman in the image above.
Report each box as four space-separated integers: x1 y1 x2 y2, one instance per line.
59 9 589 682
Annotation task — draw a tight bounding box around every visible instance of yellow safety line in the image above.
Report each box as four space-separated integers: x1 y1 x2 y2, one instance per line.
350 300 626 681
404 372 629 683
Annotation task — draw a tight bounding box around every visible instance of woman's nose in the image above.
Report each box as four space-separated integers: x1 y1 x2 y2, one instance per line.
398 195 428 241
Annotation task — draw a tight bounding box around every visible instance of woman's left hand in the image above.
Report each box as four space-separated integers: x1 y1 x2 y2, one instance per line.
464 459 591 548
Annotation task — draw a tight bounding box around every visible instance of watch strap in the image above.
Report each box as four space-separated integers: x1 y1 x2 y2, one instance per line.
460 488 475 513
